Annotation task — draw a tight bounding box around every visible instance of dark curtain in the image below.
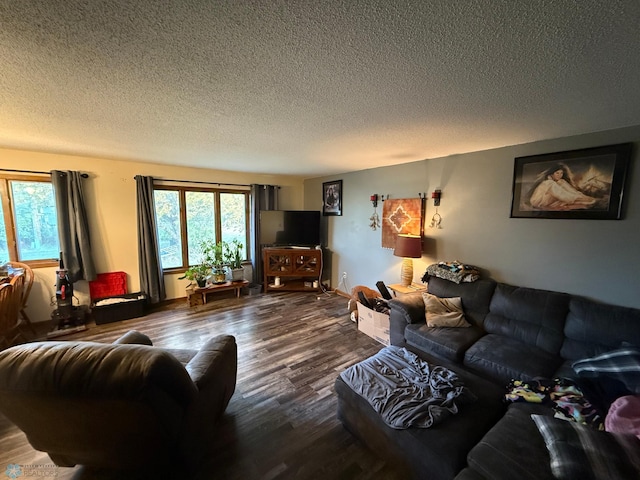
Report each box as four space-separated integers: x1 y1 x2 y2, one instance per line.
51 170 96 283
250 184 279 286
135 175 165 304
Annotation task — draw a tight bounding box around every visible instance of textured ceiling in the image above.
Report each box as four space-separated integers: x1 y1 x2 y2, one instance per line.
1 1 640 178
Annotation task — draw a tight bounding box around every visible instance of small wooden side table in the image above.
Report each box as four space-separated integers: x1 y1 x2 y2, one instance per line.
187 280 249 306
387 282 427 297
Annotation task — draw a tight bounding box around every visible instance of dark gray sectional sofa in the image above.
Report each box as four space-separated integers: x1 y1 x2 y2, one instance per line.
335 276 640 479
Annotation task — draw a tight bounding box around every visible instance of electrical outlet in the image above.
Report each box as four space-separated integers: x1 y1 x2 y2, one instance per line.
342 271 347 280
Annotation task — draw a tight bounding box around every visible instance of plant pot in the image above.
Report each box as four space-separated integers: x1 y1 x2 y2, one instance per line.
211 271 227 284
231 268 244 282
196 278 207 288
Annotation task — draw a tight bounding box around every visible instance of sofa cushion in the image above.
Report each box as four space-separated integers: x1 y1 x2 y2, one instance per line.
561 296 640 361
553 359 577 379
465 403 555 480
532 414 640 480
335 351 506 480
405 324 484 363
339 346 476 429
425 277 496 328
484 283 569 355
464 334 562 385
423 293 471 328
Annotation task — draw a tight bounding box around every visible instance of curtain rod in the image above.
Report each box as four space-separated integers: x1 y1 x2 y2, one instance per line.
1 168 89 178
153 178 249 187
148 177 280 189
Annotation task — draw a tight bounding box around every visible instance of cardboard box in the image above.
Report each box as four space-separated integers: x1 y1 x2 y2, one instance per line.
357 302 390 346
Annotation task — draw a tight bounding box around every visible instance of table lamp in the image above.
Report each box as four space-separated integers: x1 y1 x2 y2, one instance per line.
393 234 422 286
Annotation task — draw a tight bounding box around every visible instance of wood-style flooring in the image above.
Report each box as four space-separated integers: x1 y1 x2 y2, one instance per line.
0 290 403 480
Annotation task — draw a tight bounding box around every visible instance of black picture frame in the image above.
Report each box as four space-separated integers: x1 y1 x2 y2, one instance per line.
322 180 342 216
510 143 632 220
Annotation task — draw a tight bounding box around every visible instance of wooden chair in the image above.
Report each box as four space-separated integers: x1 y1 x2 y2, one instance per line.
7 262 36 334
0 283 17 349
0 274 28 349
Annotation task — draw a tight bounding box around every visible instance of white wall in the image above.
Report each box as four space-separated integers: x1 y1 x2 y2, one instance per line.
1 148 305 322
305 126 640 309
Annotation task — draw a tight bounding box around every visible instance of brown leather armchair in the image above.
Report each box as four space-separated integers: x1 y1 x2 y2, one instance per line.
0 330 236 473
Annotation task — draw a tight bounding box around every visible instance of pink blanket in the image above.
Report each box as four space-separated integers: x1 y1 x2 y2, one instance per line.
605 395 640 439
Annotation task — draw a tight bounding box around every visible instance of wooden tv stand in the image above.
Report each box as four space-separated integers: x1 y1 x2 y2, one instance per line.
263 247 322 292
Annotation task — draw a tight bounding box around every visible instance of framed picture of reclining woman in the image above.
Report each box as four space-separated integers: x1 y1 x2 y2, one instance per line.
510 143 632 220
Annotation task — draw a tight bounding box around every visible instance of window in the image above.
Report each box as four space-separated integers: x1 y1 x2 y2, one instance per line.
154 186 249 271
0 175 60 266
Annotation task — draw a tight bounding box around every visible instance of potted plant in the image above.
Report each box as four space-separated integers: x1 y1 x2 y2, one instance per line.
181 263 210 288
202 239 227 284
224 239 245 282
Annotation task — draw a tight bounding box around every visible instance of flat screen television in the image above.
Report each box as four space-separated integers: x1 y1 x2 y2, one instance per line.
259 210 321 247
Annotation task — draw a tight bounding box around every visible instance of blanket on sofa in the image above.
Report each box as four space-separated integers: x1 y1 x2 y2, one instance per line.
340 346 476 429
422 261 480 284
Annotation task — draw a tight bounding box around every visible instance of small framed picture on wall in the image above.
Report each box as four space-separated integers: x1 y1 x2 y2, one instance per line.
322 180 342 216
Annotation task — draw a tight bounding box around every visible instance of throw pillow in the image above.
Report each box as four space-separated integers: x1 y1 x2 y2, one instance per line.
605 395 640 439
422 292 470 328
532 414 640 480
572 346 640 394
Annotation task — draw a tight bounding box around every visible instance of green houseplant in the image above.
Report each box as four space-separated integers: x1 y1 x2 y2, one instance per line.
179 239 215 287
202 239 227 284
224 239 244 281
181 263 210 288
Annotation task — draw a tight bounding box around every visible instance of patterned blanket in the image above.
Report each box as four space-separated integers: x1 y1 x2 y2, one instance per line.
422 261 480 284
340 346 475 429
505 378 603 429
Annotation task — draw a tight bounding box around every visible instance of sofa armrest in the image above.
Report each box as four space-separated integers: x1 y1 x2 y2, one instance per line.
181 335 237 465
185 335 237 393
388 295 426 346
389 295 426 324
112 330 153 346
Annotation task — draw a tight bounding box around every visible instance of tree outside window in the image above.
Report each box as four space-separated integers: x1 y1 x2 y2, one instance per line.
0 176 60 265
153 186 249 271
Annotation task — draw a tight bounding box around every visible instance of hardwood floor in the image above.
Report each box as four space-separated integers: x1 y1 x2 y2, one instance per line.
0 291 403 480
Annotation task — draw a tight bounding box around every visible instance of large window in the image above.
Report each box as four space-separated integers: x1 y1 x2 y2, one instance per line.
154 186 249 271
0 175 60 266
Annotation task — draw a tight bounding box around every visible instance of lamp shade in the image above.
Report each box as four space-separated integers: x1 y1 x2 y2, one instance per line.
393 234 422 258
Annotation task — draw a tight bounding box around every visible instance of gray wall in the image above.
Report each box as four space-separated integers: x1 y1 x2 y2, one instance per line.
304 125 640 309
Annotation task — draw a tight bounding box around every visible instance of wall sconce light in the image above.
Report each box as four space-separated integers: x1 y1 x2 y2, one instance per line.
431 189 442 206
393 234 422 286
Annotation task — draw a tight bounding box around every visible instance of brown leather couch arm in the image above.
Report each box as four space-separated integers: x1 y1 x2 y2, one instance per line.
186 335 237 392
181 335 238 465
112 330 153 345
